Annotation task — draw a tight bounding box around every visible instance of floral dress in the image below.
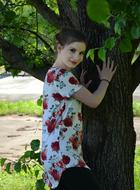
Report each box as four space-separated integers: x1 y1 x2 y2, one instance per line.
41 67 89 189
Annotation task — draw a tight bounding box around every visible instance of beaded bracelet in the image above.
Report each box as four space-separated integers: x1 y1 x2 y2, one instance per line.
101 79 110 83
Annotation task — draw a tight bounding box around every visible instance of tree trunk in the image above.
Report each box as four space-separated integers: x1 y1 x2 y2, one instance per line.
75 2 137 189
82 53 136 190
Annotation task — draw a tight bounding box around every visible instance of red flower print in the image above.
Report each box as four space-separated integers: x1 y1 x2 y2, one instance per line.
60 69 65 74
41 150 47 160
69 136 79 150
78 113 83 121
51 141 60 151
47 70 56 83
55 160 65 168
78 160 86 167
43 99 48 109
62 155 70 164
63 117 73 127
69 77 78 84
52 93 65 101
45 118 56 133
49 169 60 181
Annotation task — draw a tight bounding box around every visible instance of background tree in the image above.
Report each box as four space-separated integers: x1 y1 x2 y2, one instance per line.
0 0 140 189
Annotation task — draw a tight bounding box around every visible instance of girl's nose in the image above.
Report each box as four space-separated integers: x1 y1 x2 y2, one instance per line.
73 53 80 60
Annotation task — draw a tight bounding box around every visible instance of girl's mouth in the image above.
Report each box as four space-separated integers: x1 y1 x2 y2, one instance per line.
70 61 77 65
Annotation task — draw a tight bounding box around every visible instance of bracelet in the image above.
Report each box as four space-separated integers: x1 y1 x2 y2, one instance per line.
101 79 110 84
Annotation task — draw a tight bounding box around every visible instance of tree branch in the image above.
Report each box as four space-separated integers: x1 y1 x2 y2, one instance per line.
0 25 54 54
27 0 61 28
0 37 50 81
56 0 80 29
131 55 140 92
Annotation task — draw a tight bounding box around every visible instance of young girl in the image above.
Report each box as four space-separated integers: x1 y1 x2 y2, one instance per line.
41 29 116 190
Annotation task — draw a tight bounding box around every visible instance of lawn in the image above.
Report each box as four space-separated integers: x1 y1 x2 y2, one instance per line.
0 100 140 117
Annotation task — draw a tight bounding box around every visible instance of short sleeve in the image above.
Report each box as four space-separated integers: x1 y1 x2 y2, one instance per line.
54 71 82 98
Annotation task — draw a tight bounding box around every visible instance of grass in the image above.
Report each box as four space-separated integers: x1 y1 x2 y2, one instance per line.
133 101 140 117
0 165 49 190
0 100 140 117
0 100 42 117
134 146 140 190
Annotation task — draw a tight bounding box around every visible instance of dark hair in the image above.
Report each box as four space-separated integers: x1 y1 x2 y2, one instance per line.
55 28 87 46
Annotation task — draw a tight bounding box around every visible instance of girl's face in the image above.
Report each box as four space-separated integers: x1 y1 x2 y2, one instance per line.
57 41 86 70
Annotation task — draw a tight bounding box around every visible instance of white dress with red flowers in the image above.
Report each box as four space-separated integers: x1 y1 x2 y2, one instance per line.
41 67 89 189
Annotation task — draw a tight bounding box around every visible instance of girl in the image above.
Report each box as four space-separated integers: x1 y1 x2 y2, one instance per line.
41 29 116 190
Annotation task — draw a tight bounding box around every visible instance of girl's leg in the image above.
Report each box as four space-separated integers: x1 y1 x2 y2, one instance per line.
54 167 101 190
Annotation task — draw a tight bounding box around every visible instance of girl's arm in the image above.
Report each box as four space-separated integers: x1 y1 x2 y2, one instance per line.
73 60 117 108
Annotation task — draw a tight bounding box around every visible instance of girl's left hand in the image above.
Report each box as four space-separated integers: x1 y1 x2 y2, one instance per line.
96 59 117 82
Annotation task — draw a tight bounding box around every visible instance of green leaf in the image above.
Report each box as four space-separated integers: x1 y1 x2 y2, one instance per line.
36 179 45 190
104 37 116 50
114 17 126 35
0 158 7 167
37 95 43 106
87 0 110 24
22 164 27 173
4 11 16 22
24 150 32 158
86 49 95 62
131 26 140 39
14 162 21 173
30 139 40 151
6 163 11 174
35 170 40 178
119 37 132 53
98 47 106 61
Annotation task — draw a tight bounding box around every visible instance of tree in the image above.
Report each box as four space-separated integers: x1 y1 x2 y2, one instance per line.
0 0 140 189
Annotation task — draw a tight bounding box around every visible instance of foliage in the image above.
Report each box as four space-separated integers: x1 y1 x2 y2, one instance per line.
0 0 57 75
87 0 140 61
0 139 47 190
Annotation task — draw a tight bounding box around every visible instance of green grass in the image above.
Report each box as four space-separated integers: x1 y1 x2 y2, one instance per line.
0 100 140 117
133 101 140 117
0 166 49 190
134 146 140 190
0 100 42 117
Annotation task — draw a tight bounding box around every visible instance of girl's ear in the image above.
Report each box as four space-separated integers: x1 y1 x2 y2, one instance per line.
56 43 64 52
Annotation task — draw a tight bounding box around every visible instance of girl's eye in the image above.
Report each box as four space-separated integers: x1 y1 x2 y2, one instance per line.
70 48 76 53
80 52 84 55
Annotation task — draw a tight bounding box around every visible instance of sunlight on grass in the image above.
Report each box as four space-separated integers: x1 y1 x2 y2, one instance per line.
133 101 140 117
0 100 42 117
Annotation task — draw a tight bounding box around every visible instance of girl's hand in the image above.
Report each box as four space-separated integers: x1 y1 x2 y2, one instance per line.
80 69 92 88
96 58 117 82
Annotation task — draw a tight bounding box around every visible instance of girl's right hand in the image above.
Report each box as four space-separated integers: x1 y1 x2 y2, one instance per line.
96 59 117 82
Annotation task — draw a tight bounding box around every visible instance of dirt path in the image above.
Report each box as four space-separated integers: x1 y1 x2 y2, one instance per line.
0 115 140 161
0 115 42 161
